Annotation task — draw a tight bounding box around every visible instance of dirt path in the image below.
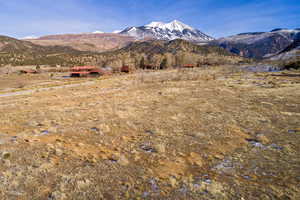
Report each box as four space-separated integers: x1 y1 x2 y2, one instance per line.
0 80 95 98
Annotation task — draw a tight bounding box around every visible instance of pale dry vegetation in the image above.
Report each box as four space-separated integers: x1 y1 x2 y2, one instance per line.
0 67 299 199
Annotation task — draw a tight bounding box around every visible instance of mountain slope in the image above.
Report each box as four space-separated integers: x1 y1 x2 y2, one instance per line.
26 33 136 52
115 39 231 55
92 39 244 69
0 35 89 66
120 20 214 43
270 34 300 60
0 36 245 68
212 29 300 59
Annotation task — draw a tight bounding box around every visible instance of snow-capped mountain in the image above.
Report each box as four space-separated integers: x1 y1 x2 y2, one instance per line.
119 20 214 43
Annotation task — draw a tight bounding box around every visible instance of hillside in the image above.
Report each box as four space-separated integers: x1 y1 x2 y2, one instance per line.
1 36 245 68
26 33 136 52
0 35 92 66
212 29 300 59
90 39 245 69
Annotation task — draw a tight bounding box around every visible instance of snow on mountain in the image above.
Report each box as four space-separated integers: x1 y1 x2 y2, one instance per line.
217 29 300 45
146 20 194 32
22 35 38 39
112 30 122 34
93 30 104 34
120 20 214 43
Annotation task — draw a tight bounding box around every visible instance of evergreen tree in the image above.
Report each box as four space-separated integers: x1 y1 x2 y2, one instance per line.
160 58 168 70
140 57 145 69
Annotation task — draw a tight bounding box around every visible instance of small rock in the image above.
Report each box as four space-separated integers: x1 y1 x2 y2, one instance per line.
140 144 157 153
288 129 299 134
214 154 224 160
169 177 177 187
204 178 212 184
55 148 63 156
91 127 100 132
243 175 251 180
245 138 265 148
145 130 155 135
40 130 49 135
269 144 283 150
108 154 118 163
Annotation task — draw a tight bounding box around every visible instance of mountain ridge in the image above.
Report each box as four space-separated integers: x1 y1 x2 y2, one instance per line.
25 33 136 52
212 28 300 59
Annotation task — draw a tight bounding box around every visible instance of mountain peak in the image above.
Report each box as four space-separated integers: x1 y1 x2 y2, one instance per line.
146 21 165 28
146 20 193 32
168 20 194 31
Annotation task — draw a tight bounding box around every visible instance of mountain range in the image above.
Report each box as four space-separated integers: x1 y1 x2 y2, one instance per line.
22 20 300 61
25 20 213 52
0 20 299 67
212 28 300 59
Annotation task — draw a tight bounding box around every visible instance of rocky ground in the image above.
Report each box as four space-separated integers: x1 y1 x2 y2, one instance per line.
0 67 299 200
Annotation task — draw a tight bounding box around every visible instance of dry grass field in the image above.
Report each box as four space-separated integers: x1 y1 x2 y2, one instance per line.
0 66 299 199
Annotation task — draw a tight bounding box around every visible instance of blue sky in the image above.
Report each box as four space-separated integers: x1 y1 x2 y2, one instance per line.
0 0 299 39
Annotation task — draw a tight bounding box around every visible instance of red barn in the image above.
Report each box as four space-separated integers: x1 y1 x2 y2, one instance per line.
19 69 38 74
70 66 101 77
121 66 130 73
182 64 194 68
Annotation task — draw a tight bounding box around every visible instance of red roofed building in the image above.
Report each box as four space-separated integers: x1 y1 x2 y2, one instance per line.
182 64 194 68
70 66 102 77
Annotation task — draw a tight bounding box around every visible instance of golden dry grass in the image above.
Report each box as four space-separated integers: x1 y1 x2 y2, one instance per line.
0 67 299 199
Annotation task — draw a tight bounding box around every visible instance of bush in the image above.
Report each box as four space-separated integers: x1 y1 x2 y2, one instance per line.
283 60 300 70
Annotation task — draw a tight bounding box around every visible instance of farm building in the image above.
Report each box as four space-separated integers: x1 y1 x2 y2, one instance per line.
121 66 130 73
182 64 195 68
19 69 38 74
70 66 102 77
